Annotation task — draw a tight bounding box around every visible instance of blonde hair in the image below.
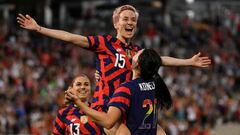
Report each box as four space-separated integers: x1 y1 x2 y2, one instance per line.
112 5 139 25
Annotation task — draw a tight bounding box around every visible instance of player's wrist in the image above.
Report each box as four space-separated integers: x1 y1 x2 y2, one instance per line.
35 25 41 32
187 58 194 66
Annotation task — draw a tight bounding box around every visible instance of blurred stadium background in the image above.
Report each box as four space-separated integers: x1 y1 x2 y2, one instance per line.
0 0 240 134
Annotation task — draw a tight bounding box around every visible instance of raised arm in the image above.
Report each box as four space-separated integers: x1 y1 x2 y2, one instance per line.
65 91 122 129
161 52 211 67
17 14 89 48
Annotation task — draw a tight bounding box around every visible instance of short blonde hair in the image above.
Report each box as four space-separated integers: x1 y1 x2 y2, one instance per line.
112 5 139 25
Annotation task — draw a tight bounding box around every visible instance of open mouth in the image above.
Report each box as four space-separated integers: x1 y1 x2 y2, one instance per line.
125 28 133 32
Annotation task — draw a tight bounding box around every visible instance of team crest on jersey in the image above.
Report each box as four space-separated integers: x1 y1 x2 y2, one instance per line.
126 49 133 59
80 116 88 124
71 118 76 122
126 49 138 59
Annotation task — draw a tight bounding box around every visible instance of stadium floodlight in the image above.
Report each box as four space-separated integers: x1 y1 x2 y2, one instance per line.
186 0 194 4
186 10 195 18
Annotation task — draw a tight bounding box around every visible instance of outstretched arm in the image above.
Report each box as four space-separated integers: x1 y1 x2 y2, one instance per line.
161 52 211 67
17 14 89 48
65 91 122 129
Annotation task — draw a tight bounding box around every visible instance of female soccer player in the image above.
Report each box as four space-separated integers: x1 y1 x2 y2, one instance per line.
17 5 211 113
52 74 101 135
65 49 172 135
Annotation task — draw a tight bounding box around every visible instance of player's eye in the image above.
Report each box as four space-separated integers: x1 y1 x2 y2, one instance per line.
132 18 136 22
76 83 81 86
122 18 128 21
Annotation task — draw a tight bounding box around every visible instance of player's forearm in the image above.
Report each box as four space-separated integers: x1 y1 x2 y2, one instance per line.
161 56 192 66
75 100 115 129
36 26 72 41
36 26 89 48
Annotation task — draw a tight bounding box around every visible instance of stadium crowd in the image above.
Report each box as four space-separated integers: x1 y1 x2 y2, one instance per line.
0 6 240 135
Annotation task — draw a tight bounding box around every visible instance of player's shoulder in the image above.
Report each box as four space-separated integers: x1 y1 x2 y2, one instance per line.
128 42 142 51
57 107 67 116
130 43 141 48
57 104 74 116
92 34 116 44
118 79 136 89
116 79 141 96
125 78 145 88
104 34 118 43
87 34 111 40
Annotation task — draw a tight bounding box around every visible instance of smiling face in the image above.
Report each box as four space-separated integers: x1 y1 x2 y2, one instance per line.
114 9 138 43
71 76 91 102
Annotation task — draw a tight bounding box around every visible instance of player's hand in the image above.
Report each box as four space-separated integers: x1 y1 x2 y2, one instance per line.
64 87 74 105
17 14 40 31
65 90 79 103
95 70 100 82
190 52 211 67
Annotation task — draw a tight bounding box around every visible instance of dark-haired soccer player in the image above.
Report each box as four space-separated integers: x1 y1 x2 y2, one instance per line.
53 75 101 135
66 49 172 135
17 5 210 113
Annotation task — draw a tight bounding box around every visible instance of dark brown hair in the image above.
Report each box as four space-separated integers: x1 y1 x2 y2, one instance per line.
138 49 172 110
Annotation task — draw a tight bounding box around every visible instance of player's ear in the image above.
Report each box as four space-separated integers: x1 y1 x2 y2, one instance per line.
114 23 118 29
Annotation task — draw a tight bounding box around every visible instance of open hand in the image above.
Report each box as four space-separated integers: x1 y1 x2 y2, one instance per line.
190 52 211 67
17 14 40 31
65 90 78 103
64 87 74 104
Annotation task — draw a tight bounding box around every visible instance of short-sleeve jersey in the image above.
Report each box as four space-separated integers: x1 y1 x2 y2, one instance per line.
87 35 141 111
108 78 158 135
53 104 102 135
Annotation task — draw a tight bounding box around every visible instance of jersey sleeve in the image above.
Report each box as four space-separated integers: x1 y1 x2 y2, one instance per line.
52 110 65 135
86 35 107 53
108 85 131 115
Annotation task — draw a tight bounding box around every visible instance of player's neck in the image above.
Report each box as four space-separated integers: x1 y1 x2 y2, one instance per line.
132 69 140 80
116 35 131 45
80 99 89 106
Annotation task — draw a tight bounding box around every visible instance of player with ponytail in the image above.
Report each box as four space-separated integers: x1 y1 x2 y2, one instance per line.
66 49 172 134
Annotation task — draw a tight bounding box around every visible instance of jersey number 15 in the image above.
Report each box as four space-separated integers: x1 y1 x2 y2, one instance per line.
114 53 126 68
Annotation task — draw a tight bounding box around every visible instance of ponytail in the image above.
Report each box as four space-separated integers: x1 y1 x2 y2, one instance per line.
153 74 172 110
138 49 172 110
